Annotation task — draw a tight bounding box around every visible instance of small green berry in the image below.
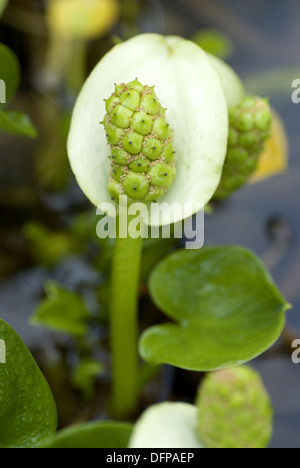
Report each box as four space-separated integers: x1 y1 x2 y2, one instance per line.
226 148 248 164
255 109 272 131
120 89 141 112
105 95 119 114
160 143 175 163
106 124 123 145
107 179 121 200
140 94 160 115
131 111 153 136
122 131 144 154
110 105 133 129
122 172 149 199
143 187 165 203
111 147 128 165
228 128 239 146
153 117 172 140
129 157 150 173
142 138 163 160
114 83 125 97
148 163 174 188
127 79 144 93
237 112 254 132
111 164 125 183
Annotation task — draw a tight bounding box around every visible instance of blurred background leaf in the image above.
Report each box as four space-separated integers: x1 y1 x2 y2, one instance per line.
0 109 37 137
0 43 20 106
72 358 104 400
191 28 234 59
0 0 8 18
31 281 90 337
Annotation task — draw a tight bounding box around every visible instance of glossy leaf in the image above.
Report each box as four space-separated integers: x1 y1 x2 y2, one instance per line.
31 281 90 337
140 247 290 371
43 421 133 449
0 319 57 448
129 403 203 448
0 43 20 105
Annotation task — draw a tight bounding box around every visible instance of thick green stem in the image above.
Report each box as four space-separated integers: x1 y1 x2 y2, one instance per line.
110 215 143 417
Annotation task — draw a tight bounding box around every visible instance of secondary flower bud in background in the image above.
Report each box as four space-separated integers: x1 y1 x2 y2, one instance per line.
214 96 272 199
47 0 120 40
103 79 176 204
197 366 273 449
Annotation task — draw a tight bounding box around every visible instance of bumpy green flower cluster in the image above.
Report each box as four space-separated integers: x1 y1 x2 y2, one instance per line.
214 96 272 199
197 366 273 449
102 79 176 204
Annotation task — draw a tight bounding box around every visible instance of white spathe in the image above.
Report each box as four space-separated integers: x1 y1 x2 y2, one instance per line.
68 34 229 226
129 402 204 449
209 53 245 107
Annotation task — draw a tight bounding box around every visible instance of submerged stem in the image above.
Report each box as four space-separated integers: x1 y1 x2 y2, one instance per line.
110 214 143 417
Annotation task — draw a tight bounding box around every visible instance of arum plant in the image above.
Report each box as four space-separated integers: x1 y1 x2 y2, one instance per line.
67 33 289 417
68 34 228 415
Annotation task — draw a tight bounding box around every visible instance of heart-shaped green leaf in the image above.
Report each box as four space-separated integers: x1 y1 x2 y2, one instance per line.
0 43 20 105
0 109 37 137
43 421 133 449
31 281 90 338
140 247 290 371
0 319 57 448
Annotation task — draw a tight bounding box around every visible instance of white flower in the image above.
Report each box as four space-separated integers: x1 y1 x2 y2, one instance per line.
68 34 243 226
129 402 203 449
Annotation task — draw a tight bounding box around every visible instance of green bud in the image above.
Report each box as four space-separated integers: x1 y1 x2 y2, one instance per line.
111 164 125 183
123 131 144 155
106 124 123 146
122 172 150 200
119 89 141 111
196 366 273 449
110 105 133 129
129 157 150 173
103 80 176 204
214 96 272 200
142 138 163 161
148 163 174 188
